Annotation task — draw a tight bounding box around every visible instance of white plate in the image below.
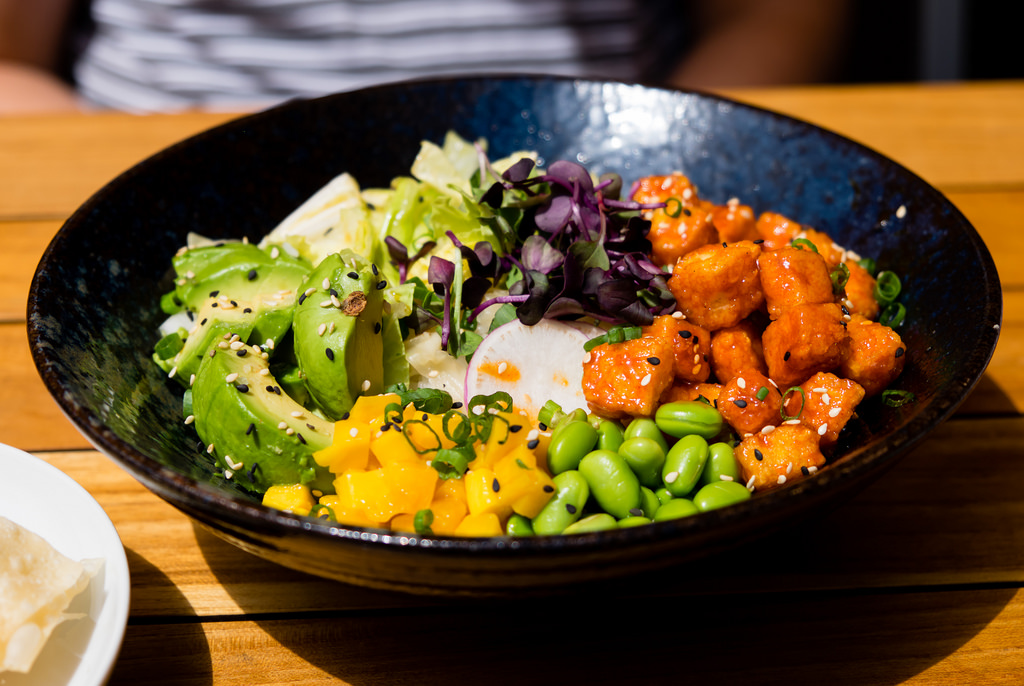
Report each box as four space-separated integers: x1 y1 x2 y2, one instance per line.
0 443 130 686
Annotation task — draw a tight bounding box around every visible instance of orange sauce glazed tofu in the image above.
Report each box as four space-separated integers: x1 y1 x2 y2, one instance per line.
840 315 907 396
642 314 711 383
667 240 765 331
718 369 784 436
783 371 865 451
757 245 836 319
709 317 769 383
582 335 675 419
842 261 881 320
762 302 849 388
755 211 803 250
632 173 716 267
710 199 758 243
735 423 826 492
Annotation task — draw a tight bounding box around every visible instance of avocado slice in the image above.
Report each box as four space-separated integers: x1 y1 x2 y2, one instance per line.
292 250 385 420
190 342 335 494
163 243 312 384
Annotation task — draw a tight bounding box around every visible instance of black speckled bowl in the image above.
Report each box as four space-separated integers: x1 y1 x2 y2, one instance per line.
28 76 1001 595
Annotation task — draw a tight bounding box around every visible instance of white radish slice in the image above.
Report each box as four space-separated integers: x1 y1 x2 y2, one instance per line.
464 318 603 419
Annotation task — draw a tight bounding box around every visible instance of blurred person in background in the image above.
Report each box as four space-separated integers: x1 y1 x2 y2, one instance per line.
1 0 849 115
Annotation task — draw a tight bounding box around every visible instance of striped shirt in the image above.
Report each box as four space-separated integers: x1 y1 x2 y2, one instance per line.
72 0 686 113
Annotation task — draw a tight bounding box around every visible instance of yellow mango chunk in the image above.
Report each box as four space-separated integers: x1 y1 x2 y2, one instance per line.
454 512 503 537
318 494 386 529
262 483 315 516
348 393 403 425
493 446 557 519
313 422 371 474
465 467 511 519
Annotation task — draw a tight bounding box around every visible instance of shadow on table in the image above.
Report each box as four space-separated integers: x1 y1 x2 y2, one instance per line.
106 549 213 686
194 381 1022 685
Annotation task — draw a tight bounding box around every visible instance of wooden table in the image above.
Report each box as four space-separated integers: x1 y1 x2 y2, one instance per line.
2 81 1023 685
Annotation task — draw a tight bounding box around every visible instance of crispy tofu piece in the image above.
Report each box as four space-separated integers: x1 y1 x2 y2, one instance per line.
582 335 675 419
762 302 849 388
718 370 784 436
642 314 711 383
709 317 769 383
840 314 907 396
667 240 765 331
784 371 865 450
661 381 724 406
798 228 846 267
841 260 880 320
735 423 826 492
633 173 716 266
758 245 836 319
710 200 758 243
755 211 802 251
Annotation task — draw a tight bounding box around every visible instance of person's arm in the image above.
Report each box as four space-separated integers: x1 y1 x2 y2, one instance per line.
0 0 82 114
668 0 851 90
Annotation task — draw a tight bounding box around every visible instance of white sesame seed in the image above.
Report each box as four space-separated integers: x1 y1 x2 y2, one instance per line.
189 374 196 386
317 323 327 336
818 424 828 436
328 322 335 334
286 428 295 435
226 455 244 470
808 466 818 474
168 366 177 379
230 340 245 350
349 427 359 438
259 368 271 376
583 352 592 364
304 287 316 297
278 421 288 430
777 475 787 484
720 474 734 481
290 410 304 418
784 418 802 425
828 407 842 418
319 299 333 308
737 377 746 389
428 370 439 378
331 295 342 308
265 338 275 350
665 471 679 484
746 475 757 490
813 387 827 393
527 430 540 441
761 425 776 434
217 341 229 349
640 373 652 387
786 461 793 474
225 372 238 383
224 469 234 479
270 247 280 258
822 393 831 404
184 415 195 425
207 443 215 454
896 204 907 219
361 379 371 392
672 311 684 319
322 278 331 289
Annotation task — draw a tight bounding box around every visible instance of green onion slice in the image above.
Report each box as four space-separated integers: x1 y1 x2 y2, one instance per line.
780 387 806 420
791 238 818 253
664 197 683 218
874 270 902 305
882 389 915 407
756 386 769 402
830 262 850 293
413 509 435 535
880 302 907 328
309 504 336 522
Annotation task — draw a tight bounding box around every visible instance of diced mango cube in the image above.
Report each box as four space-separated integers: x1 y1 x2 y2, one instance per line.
454 512 503 537
262 483 315 516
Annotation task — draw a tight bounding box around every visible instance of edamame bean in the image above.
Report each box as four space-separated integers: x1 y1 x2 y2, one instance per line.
617 515 652 528
655 401 724 440
623 417 670 454
506 513 535 537
532 470 590 535
655 487 674 506
699 441 743 487
618 436 666 489
596 420 625 452
662 434 709 497
652 498 699 521
638 486 660 519
578 449 641 520
546 420 598 475
562 513 618 534
693 480 751 512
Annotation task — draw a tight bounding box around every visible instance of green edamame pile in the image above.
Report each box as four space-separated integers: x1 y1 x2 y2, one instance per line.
511 400 752 536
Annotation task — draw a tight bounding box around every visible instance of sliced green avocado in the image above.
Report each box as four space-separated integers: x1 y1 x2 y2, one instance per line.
292 250 385 420
164 243 311 384
190 342 335 494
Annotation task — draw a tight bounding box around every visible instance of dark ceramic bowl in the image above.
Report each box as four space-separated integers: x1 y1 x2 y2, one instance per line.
29 76 1001 595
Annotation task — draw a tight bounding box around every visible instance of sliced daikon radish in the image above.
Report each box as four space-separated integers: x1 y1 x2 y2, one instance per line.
464 318 603 419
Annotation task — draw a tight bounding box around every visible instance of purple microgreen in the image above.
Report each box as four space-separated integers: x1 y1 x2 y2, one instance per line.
521 235 564 274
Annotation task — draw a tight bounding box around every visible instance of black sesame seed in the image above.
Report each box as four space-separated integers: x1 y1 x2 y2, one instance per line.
341 412 351 420
347 271 359 279
647 356 661 366
754 448 763 461
330 288 339 297
784 351 791 361
371 263 379 276
452 402 464 409
247 269 258 281
325 348 334 361
537 423 547 431
722 242 728 248
246 423 255 436
733 399 748 408
565 504 577 514
266 385 275 393
298 293 307 305
230 300 237 307
209 290 219 298
236 349 247 357
895 348 905 358
629 508 643 517
211 302 218 308
297 433 306 445
306 423 316 431
754 239 765 244
679 330 692 339
692 336 699 345
492 478 501 492
801 466 810 476
374 322 382 334
527 439 540 449
380 423 391 432
543 485 554 493
422 413 429 421
200 318 208 325
235 384 249 393
376 280 387 290
243 307 252 314
510 424 523 433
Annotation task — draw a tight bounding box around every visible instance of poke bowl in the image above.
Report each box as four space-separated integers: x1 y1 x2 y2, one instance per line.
27 76 1001 595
